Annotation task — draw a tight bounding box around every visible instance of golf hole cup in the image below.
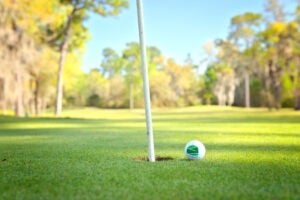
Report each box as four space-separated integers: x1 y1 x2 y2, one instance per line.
184 140 206 160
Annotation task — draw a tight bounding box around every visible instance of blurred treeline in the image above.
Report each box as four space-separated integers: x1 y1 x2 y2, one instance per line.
0 0 129 116
0 0 300 117
202 0 300 110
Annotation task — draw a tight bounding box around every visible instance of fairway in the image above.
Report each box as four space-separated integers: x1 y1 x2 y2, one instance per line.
0 107 300 199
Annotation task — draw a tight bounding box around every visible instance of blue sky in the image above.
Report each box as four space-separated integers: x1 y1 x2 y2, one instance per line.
81 0 295 73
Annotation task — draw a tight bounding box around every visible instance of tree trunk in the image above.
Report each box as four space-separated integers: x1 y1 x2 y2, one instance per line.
263 76 272 110
0 78 4 100
129 82 134 110
15 69 24 117
294 71 300 110
55 8 76 116
244 72 250 108
29 79 34 114
268 59 282 110
11 0 23 117
41 98 47 114
226 77 235 106
294 88 300 110
34 79 40 115
273 80 281 110
0 78 6 114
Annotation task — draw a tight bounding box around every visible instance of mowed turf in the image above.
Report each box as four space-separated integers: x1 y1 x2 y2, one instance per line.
0 107 299 200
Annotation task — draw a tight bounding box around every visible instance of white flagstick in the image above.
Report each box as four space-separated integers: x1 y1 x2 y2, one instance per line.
136 0 155 162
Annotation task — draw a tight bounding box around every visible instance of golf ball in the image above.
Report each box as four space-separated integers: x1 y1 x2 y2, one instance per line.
184 140 206 160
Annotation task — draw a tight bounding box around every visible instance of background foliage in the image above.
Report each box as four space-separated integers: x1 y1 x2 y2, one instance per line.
1 0 300 116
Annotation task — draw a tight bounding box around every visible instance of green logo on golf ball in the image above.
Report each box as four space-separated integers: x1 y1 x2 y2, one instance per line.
187 145 199 156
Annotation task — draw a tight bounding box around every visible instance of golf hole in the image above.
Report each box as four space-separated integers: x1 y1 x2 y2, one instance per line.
135 156 174 162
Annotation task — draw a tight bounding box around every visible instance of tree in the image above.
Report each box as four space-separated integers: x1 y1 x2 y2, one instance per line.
0 0 58 116
212 39 240 106
213 63 235 106
258 20 298 109
63 51 87 107
27 47 58 115
294 5 300 109
264 0 286 22
122 43 142 110
151 57 198 107
123 42 161 109
54 0 129 115
200 65 218 105
100 48 124 78
86 69 106 107
100 48 127 108
229 12 263 108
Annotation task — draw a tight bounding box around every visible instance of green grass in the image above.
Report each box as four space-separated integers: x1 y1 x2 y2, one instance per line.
0 106 299 200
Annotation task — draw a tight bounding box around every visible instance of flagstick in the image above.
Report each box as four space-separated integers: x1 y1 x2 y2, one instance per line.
136 0 155 162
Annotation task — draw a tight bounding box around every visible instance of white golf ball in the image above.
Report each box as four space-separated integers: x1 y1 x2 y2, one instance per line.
184 140 206 160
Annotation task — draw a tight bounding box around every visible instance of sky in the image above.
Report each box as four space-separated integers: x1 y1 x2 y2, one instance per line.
81 0 295 73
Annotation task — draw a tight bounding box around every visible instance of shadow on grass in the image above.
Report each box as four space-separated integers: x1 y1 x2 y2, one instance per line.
206 143 300 152
153 117 300 124
134 156 175 162
1 112 300 127
1 124 299 154
153 142 300 153
0 116 112 124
